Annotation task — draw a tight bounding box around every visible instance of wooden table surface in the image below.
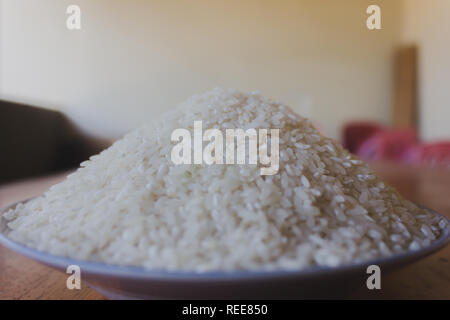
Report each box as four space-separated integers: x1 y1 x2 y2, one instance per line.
0 162 449 300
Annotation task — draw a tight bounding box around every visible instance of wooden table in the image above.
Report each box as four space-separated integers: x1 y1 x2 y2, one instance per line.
0 162 449 300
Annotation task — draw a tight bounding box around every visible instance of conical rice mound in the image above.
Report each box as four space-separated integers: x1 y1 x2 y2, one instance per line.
4 88 448 271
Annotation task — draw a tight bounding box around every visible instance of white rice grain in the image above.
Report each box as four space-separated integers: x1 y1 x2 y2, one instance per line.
4 88 448 271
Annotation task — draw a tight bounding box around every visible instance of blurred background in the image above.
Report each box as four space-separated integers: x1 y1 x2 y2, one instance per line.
3 0 450 300
0 0 449 184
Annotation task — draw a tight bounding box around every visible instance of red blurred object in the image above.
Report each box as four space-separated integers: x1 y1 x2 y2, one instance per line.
342 122 382 153
342 121 450 168
404 142 450 167
356 128 419 161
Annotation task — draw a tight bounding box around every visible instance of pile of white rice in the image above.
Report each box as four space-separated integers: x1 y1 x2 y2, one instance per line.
3 88 448 271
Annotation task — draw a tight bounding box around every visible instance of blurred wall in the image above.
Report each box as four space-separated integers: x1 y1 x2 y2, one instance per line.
401 0 450 141
0 0 401 139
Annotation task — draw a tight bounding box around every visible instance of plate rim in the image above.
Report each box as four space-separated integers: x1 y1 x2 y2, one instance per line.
1 198 449 282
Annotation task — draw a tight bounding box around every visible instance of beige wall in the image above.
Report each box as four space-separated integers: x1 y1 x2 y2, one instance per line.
0 0 401 139
401 0 450 141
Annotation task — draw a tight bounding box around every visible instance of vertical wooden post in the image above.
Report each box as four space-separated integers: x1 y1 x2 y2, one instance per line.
393 46 418 129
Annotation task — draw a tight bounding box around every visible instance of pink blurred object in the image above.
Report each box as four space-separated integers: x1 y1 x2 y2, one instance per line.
342 122 382 153
356 128 419 162
404 142 450 168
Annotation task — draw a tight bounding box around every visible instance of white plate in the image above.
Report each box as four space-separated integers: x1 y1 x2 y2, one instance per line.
1 199 449 299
